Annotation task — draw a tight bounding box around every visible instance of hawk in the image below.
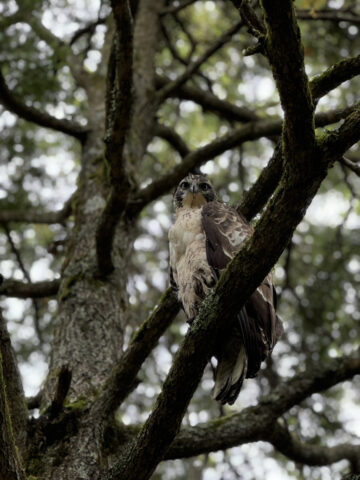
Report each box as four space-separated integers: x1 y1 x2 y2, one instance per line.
169 173 283 405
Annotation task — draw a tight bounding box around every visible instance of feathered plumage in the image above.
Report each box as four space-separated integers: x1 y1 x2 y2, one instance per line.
168 174 283 405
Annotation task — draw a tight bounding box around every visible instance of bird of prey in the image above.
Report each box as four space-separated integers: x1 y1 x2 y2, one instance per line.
168 173 283 405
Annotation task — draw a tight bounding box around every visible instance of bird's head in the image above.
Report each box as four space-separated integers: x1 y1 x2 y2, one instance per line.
174 174 216 210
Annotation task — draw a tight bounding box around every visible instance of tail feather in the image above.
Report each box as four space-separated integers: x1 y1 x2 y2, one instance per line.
213 344 248 405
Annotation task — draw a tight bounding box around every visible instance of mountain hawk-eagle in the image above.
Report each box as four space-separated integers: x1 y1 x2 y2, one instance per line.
168 173 283 405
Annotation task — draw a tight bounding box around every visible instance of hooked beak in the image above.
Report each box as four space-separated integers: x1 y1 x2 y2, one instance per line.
189 184 198 194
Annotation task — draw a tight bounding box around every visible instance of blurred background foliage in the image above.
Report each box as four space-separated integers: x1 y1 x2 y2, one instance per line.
0 0 359 478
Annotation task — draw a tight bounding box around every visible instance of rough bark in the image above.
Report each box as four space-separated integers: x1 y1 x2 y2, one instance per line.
0 311 26 480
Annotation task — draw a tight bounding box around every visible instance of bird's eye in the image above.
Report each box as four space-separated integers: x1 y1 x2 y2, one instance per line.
200 183 210 191
181 181 190 190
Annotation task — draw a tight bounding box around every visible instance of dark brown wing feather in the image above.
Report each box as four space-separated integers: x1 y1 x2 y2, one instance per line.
201 201 282 379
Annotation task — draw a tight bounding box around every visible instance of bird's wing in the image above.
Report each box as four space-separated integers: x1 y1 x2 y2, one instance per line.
201 201 282 378
201 201 252 271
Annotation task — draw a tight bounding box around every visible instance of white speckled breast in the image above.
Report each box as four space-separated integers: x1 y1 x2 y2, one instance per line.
168 207 205 263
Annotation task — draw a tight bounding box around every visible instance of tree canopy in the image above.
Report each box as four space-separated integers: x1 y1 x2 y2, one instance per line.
0 0 360 479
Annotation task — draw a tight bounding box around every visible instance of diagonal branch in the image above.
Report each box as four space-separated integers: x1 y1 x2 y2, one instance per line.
310 55 360 102
0 68 88 141
127 104 354 217
238 103 359 220
92 288 179 419
127 118 284 217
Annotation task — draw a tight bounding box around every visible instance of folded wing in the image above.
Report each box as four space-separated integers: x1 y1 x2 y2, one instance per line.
201 201 283 403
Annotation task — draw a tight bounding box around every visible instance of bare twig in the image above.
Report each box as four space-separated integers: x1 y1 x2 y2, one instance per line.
157 20 243 101
153 123 190 157
2 224 43 343
297 8 360 25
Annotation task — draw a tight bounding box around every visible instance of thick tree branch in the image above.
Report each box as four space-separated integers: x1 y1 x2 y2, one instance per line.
95 1 134 277
0 279 60 298
0 68 88 141
260 0 316 165
168 353 360 459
